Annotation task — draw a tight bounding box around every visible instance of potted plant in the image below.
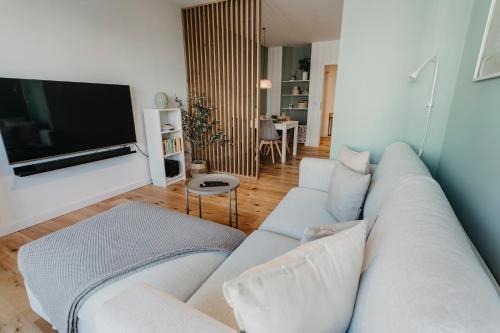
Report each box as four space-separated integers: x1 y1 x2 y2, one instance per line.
176 96 228 176
299 56 311 81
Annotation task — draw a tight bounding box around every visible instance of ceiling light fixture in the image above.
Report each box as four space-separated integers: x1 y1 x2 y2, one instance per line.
260 27 272 90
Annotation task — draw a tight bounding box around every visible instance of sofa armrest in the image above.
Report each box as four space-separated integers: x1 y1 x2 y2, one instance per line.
95 284 237 333
299 158 337 192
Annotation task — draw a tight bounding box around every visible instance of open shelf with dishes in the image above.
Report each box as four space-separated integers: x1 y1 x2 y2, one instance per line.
279 46 311 144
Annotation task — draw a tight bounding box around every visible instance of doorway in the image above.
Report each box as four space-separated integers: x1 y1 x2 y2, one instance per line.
320 64 338 140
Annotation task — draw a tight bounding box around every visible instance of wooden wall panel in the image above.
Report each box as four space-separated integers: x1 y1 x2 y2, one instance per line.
182 0 261 177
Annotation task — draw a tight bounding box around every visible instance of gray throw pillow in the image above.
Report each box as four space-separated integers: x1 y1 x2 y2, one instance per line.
327 162 371 221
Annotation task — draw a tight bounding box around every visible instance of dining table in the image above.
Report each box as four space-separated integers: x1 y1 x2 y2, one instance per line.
273 120 299 163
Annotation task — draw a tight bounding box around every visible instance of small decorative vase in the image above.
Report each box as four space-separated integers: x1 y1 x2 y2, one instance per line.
155 92 169 109
190 160 208 177
302 71 308 81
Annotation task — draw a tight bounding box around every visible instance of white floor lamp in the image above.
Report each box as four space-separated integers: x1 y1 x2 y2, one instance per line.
409 56 439 157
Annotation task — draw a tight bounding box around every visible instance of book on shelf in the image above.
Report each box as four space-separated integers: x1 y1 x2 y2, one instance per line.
162 136 182 156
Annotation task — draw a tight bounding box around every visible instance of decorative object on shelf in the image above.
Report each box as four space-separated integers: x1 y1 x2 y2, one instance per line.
164 159 180 178
162 136 183 156
298 125 307 143
155 92 169 109
176 96 228 177
291 86 301 95
161 123 175 132
291 72 297 81
299 56 311 81
288 103 294 109
297 100 308 109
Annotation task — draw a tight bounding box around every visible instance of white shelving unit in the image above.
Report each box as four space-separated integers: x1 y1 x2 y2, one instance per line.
143 108 186 187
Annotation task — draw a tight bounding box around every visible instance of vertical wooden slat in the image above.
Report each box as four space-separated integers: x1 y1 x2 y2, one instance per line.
236 0 241 175
182 0 261 177
225 0 231 173
250 0 255 176
217 3 224 172
255 0 261 177
211 4 219 171
230 0 236 174
238 0 245 175
205 4 213 168
245 0 250 176
199 6 207 162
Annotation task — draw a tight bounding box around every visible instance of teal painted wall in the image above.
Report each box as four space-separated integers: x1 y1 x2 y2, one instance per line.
331 0 473 175
437 0 500 281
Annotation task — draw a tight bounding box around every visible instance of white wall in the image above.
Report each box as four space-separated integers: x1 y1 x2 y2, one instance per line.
306 40 340 146
266 47 283 116
0 0 187 236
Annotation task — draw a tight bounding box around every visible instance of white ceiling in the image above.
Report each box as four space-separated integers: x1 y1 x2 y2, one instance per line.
169 0 343 47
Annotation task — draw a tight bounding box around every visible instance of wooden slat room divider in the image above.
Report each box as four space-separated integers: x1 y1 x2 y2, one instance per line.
182 0 261 177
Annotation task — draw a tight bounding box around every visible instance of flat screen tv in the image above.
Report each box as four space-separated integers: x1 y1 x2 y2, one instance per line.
0 77 136 165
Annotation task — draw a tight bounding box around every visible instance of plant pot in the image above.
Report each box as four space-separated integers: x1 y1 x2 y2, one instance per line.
190 160 208 177
302 71 308 81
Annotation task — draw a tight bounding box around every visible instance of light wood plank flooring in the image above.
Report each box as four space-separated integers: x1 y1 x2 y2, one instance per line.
0 137 330 333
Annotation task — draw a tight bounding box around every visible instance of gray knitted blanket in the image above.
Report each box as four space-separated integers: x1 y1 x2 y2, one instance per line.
18 202 245 333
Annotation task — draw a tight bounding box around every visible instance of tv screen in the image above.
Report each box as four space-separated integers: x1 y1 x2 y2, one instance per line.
0 78 136 164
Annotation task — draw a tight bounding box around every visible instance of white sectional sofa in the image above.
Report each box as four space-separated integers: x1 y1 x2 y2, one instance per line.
95 142 499 332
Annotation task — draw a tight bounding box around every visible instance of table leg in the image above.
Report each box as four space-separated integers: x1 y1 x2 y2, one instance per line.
185 188 189 215
293 125 298 156
228 190 232 227
198 195 202 218
281 129 287 163
235 188 239 229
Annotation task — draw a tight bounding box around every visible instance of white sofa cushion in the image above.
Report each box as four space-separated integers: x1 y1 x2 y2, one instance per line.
301 218 376 243
338 145 370 174
259 187 337 240
298 158 338 192
349 175 500 332
187 230 299 329
223 221 368 333
362 142 430 219
96 284 237 333
327 162 371 221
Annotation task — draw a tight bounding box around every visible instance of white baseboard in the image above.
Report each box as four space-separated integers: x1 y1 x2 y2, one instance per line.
0 179 151 237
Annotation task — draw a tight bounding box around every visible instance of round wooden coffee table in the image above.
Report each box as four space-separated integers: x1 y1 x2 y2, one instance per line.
185 174 240 228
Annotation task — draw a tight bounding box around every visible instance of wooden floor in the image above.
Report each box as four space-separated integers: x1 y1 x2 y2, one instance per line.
0 137 331 333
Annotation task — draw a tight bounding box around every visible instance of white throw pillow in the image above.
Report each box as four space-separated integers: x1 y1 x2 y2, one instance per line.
223 221 368 333
327 163 371 221
301 218 376 243
338 145 370 174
